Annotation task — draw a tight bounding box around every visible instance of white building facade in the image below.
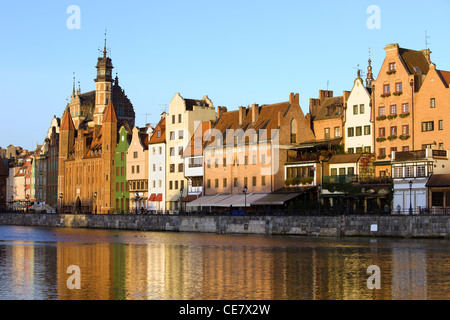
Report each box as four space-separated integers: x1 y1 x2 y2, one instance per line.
148 115 166 213
391 149 450 214
344 73 373 154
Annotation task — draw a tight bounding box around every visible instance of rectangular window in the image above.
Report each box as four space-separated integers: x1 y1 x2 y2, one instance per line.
347 148 354 154
215 159 219 168
175 180 179 190
400 125 408 135
390 126 397 136
207 180 211 189
439 143 444 150
348 127 354 137
178 163 184 172
405 166 414 178
261 176 266 186
170 131 175 140
364 125 371 135
169 181 173 190
331 168 337 176
244 177 248 187
178 114 182 123
395 82 402 92
355 127 362 136
136 165 140 174
223 157 227 167
390 147 397 155
389 62 396 71
324 128 330 139
132 166 135 174
390 104 397 115
252 176 257 186
432 192 444 206
334 127 340 138
234 178 238 187
422 121 434 132
417 165 426 177
133 151 138 158
178 130 184 139
178 147 183 155
170 164 175 173
252 155 257 165
170 147 175 156
215 179 219 188
379 127 386 137
353 105 358 115
338 168 346 176
439 120 443 130
244 156 248 165
394 167 403 178
360 104 365 114
347 167 355 176
379 148 386 156
383 84 390 94
378 106 385 116
364 146 371 153
431 98 436 108
402 103 409 113
172 115 175 124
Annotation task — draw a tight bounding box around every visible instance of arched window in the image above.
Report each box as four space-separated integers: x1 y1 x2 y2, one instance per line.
121 152 124 161
290 119 297 144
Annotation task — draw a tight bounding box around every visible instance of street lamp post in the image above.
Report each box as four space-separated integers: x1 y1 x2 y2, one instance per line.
135 191 139 214
409 180 413 215
180 188 184 215
59 193 63 214
93 192 97 214
243 186 248 214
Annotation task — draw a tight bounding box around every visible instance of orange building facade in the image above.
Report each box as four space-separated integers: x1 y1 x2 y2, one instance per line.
371 43 430 177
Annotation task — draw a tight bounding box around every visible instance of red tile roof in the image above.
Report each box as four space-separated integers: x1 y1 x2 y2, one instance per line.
103 102 118 123
60 110 76 131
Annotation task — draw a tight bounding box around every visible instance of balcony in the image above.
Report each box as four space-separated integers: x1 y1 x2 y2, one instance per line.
393 149 448 161
323 175 392 185
287 153 320 163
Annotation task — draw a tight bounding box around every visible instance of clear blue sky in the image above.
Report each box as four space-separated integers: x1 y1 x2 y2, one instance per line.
1 0 450 151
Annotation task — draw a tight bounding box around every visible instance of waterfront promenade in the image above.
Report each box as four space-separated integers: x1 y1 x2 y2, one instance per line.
0 212 449 238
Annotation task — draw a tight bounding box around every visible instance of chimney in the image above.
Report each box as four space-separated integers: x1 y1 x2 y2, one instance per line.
421 49 432 64
343 91 351 104
319 90 333 103
239 106 246 125
278 111 281 127
217 106 227 118
251 104 259 122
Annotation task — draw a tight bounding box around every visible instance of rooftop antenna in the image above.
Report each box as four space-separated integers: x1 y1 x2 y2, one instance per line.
327 80 329 91
159 104 168 114
425 30 431 50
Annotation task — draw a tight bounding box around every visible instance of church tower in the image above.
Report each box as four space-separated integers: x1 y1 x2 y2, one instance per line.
101 102 118 214
93 34 114 126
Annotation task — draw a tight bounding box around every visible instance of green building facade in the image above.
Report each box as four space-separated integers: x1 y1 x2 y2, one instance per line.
114 126 131 213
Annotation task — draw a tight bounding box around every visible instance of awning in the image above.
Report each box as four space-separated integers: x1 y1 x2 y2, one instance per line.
148 193 156 201
187 194 231 207
182 194 202 202
187 193 268 207
252 193 301 205
155 193 163 201
221 193 268 207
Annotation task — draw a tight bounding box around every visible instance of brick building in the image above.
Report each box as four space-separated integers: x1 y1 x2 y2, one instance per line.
371 43 431 177
189 93 315 211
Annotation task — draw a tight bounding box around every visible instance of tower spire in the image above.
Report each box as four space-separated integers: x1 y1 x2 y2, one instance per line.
103 29 107 58
72 72 76 97
366 47 374 88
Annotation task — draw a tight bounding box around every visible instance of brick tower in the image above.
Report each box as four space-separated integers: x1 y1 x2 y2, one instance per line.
101 102 118 214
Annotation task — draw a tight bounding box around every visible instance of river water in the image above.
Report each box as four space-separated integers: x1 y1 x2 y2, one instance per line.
0 225 449 300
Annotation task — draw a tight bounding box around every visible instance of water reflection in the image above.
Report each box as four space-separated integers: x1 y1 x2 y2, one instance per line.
0 226 449 300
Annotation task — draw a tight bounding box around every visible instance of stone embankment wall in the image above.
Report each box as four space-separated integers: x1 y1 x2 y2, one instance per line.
0 213 449 238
